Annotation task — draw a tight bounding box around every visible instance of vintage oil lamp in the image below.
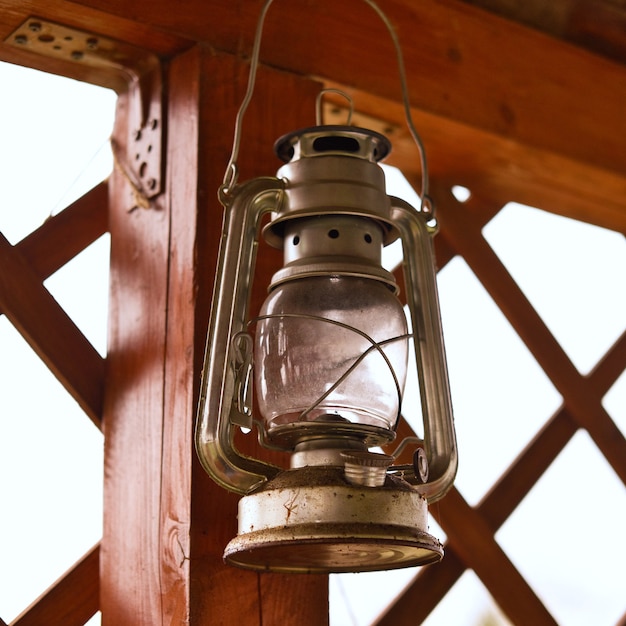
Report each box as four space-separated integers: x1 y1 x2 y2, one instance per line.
195 0 457 573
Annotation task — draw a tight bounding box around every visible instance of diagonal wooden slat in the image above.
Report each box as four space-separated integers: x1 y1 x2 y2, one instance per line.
435 188 626 486
432 487 557 624
0 232 104 426
379 325 625 624
15 182 109 281
377 409 578 625
11 543 99 626
586 330 626 398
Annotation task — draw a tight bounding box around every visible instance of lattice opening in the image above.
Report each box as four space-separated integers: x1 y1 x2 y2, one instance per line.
496 430 626 625
0 61 114 624
483 203 626 376
437 255 562 505
44 234 111 357
0 62 114 244
603 370 626 437
423 571 511 626
0 318 103 622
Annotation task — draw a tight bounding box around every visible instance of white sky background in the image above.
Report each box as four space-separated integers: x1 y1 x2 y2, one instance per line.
0 61 625 625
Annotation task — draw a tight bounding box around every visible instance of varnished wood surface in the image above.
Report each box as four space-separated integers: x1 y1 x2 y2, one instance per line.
0 0 624 235
0 0 624 623
100 45 329 625
101 81 172 623
185 47 329 626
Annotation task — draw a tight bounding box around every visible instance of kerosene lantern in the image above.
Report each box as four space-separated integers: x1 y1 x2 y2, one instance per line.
195 0 457 574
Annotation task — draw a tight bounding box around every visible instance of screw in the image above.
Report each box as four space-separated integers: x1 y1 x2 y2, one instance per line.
86 37 99 49
71 50 84 61
28 22 42 32
413 448 429 483
14 34 28 45
147 178 157 191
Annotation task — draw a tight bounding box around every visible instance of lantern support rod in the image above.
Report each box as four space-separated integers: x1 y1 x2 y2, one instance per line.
221 0 432 216
195 178 285 495
390 197 458 501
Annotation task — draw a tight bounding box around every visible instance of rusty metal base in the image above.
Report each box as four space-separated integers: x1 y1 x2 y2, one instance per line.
224 466 443 573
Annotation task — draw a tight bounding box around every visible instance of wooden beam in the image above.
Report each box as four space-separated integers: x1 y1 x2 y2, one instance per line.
2 1 625 233
0 231 104 425
100 79 172 624
15 182 109 280
15 0 620 224
11 544 99 626
101 45 328 624
322 84 626 235
184 47 329 626
46 0 623 166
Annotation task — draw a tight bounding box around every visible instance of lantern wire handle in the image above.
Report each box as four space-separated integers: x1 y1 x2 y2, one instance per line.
221 0 433 217
315 88 354 126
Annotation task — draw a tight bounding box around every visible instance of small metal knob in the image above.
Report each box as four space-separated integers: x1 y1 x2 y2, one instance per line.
413 447 429 483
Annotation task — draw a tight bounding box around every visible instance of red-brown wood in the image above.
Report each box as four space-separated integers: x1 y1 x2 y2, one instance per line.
0 231 104 425
101 83 171 623
11 544 99 626
101 45 328 625
184 47 329 626
436 188 626 487
377 409 579 625
1 1 626 235
48 0 624 181
15 182 109 280
0 1 622 623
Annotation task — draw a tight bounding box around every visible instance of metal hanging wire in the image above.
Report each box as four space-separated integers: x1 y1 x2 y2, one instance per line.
220 0 433 216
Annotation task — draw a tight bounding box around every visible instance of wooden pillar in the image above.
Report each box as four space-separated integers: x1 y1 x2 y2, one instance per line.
101 44 328 624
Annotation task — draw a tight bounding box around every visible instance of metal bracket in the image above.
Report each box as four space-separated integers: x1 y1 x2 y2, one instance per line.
5 17 164 199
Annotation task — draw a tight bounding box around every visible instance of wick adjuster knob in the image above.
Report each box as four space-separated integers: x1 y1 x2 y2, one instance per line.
341 450 394 487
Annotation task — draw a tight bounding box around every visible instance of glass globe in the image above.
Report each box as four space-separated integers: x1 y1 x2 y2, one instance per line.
254 274 408 437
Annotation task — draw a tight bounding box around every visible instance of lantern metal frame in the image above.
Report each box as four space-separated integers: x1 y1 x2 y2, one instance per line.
194 0 458 573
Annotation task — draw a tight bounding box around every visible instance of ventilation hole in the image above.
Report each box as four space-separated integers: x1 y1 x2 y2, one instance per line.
364 233 373 244
328 229 340 239
313 136 360 153
292 235 300 246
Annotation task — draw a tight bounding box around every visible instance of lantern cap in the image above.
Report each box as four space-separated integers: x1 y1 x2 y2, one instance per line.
274 125 391 163
265 125 398 249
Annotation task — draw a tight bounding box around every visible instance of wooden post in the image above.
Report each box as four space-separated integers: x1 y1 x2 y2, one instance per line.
101 45 329 624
